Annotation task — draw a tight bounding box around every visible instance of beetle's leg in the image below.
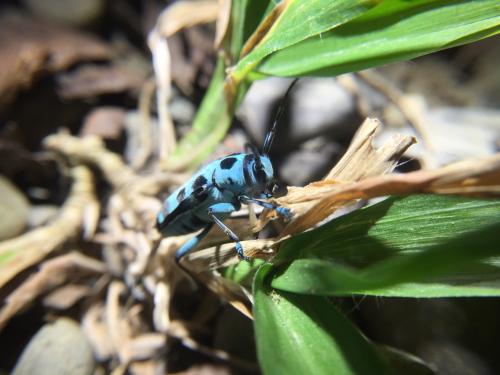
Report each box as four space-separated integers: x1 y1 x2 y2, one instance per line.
175 224 213 262
207 203 249 261
238 195 292 218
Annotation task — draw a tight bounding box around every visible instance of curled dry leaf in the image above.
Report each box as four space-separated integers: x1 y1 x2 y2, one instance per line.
0 166 97 289
0 251 105 332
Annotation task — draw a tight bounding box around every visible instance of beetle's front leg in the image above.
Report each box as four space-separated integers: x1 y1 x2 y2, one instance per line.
238 195 292 219
207 203 249 261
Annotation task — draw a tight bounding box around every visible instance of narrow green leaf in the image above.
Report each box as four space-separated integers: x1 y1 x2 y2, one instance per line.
270 195 500 297
253 264 392 375
257 0 500 77
231 0 378 82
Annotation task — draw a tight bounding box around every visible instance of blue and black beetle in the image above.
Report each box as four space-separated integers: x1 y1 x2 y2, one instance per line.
156 79 297 263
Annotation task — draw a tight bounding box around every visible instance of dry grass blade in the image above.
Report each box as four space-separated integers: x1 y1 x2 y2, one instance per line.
0 166 97 289
282 153 500 237
0 252 105 332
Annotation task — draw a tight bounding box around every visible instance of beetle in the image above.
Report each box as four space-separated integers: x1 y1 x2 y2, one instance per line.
156 79 298 263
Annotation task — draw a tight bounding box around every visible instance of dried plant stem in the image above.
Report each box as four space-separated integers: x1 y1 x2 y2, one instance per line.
0 166 97 288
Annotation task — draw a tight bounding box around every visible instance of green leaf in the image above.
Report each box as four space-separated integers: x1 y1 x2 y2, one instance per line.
257 0 500 77
253 264 392 375
271 195 500 297
223 257 265 286
231 0 379 82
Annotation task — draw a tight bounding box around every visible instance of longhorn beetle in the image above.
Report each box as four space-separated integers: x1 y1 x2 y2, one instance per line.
156 79 298 263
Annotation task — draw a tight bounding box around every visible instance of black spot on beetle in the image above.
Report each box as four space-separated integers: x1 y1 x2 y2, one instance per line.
228 177 234 185
176 188 185 202
193 175 208 189
220 157 237 170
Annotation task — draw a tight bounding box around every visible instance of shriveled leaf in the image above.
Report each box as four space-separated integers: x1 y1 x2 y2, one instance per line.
270 195 500 297
257 0 500 77
253 264 391 375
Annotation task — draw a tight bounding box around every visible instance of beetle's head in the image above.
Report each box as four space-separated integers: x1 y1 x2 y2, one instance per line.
243 144 275 196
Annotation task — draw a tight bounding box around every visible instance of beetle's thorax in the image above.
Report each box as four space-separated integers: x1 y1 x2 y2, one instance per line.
212 153 273 196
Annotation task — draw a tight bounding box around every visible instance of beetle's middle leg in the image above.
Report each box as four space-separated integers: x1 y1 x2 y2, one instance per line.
207 203 249 261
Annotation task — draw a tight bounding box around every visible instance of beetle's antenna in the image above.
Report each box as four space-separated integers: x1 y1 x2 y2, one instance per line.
246 143 263 169
262 78 299 155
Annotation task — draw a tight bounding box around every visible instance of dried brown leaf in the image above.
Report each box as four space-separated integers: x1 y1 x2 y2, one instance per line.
282 153 500 237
